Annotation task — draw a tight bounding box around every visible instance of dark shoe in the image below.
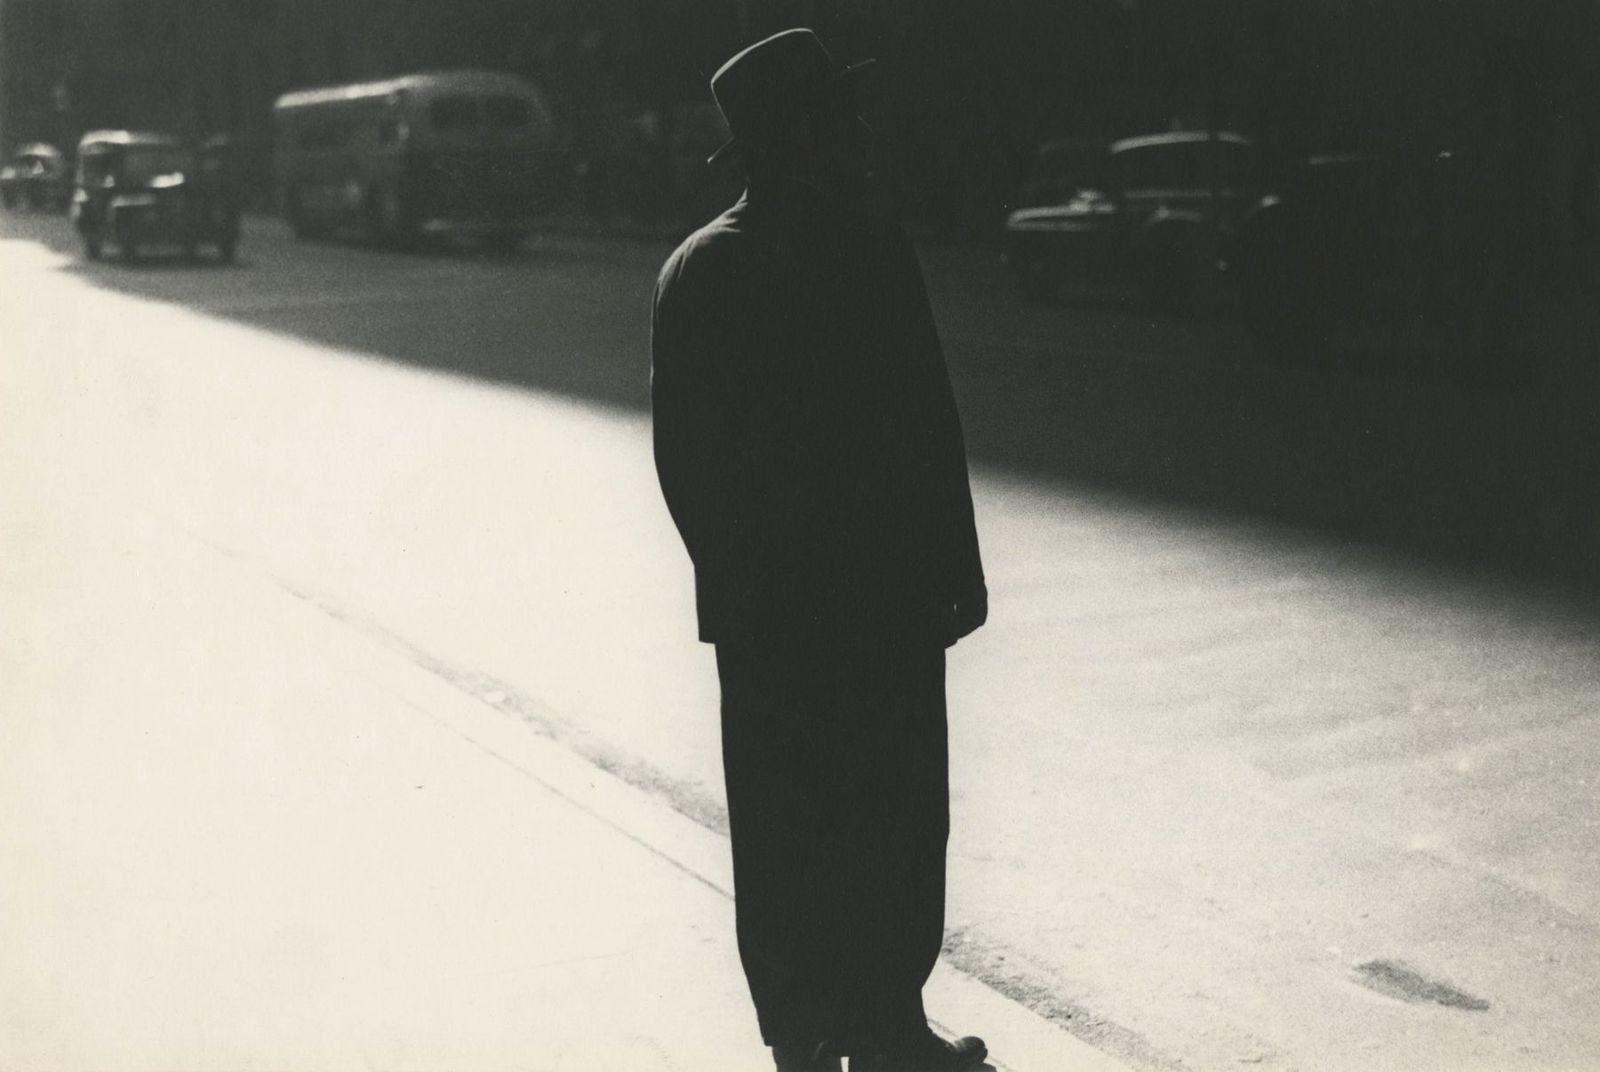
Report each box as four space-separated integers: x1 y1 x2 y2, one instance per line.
850 1029 987 1072
773 1040 843 1072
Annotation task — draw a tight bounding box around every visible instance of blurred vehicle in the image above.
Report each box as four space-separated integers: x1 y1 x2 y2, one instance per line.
273 69 560 251
1011 138 1107 212
1235 146 1584 376
1003 131 1260 309
0 143 70 210
70 130 241 263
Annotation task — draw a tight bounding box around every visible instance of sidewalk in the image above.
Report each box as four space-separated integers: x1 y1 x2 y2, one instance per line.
0 477 1127 1070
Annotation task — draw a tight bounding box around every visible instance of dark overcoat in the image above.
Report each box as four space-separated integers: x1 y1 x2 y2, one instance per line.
651 187 985 649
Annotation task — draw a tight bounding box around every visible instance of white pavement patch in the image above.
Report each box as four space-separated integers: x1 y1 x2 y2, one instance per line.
171 498 1139 1072
1 478 1131 1070
1 486 752 1071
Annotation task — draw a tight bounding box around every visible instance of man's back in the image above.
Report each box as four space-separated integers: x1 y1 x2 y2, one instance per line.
651 186 984 649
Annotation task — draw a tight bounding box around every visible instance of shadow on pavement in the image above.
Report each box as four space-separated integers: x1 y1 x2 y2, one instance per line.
936 259 1600 591
11 210 1599 593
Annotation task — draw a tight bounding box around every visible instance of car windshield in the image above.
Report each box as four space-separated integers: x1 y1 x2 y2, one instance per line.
1117 144 1205 192
429 96 481 133
1116 139 1255 194
121 146 192 185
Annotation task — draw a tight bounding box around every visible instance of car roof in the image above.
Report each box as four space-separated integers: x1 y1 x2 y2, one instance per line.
273 69 537 112
77 130 184 151
14 142 65 160
1035 137 1105 156
1110 131 1254 155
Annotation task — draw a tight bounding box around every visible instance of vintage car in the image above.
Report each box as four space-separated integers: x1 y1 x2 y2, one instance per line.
0 143 70 210
1003 131 1260 309
70 130 241 263
1010 138 1108 215
1233 146 1584 375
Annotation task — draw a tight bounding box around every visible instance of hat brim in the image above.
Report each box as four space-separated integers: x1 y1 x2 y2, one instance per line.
707 58 877 165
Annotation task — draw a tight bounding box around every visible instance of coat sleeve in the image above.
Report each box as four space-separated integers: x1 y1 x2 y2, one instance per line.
892 229 988 636
650 249 746 587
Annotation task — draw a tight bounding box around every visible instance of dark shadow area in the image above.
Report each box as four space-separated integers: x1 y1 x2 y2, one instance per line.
947 294 1598 589
278 225 552 262
1026 281 1240 325
83 252 256 272
10 210 1598 596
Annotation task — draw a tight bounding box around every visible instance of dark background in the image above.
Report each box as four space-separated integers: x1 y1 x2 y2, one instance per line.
2 0 1596 234
2 0 1597 585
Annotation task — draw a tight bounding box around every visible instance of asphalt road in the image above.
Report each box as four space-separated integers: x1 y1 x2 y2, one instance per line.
4 210 1599 1071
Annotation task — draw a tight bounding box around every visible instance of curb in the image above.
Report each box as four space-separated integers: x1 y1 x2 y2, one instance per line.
256 555 1138 1072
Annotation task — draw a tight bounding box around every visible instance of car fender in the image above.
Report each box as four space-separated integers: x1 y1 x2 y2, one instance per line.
1133 211 1218 264
1237 194 1284 238
1235 196 1289 268
109 193 159 214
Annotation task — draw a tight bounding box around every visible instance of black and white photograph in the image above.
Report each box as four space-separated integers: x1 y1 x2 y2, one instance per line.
1 2 1597 1070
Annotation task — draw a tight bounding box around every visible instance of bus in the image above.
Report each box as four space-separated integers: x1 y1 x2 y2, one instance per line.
273 70 559 251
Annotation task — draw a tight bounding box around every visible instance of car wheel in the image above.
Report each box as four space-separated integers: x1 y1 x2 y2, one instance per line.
84 235 102 260
111 212 140 263
369 185 416 247
286 188 319 239
217 235 238 263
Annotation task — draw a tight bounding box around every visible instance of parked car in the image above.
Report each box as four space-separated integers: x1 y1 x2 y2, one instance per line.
1003 131 1260 309
0 142 70 210
1234 146 1580 376
1010 137 1107 213
70 130 241 263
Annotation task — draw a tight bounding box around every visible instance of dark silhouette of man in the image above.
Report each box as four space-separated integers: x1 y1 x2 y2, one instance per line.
651 29 988 1072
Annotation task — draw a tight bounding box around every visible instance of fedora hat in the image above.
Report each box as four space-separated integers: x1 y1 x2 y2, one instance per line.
707 28 875 165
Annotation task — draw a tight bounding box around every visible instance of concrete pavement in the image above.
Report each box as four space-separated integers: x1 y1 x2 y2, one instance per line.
0 422 1129 1070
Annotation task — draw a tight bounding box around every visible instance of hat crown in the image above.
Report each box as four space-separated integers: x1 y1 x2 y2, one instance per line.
710 29 845 154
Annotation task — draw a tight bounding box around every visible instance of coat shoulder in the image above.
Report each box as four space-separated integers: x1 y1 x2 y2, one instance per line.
657 202 757 301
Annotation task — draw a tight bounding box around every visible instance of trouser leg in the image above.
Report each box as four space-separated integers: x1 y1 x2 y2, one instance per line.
718 643 840 1047
833 645 949 1049
716 642 949 1052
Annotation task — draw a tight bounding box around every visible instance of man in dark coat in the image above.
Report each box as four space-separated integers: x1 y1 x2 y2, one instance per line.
651 29 988 1072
